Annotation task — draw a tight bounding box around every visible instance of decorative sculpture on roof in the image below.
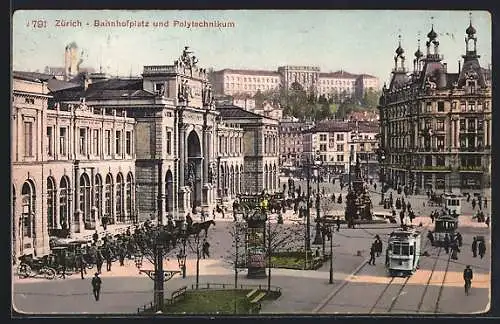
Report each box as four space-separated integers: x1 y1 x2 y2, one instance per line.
178 79 191 105
181 46 193 67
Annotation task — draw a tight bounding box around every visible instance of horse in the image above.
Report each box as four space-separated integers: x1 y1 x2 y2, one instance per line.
190 220 216 237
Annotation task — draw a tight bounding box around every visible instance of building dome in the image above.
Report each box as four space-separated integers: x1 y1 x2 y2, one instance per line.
396 44 404 56
414 48 423 58
427 27 437 40
466 22 476 36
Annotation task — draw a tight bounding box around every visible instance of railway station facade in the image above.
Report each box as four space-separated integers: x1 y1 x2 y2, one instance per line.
11 49 280 259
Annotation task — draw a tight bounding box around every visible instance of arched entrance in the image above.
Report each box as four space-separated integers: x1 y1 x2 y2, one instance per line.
21 180 36 255
187 130 202 213
165 170 174 215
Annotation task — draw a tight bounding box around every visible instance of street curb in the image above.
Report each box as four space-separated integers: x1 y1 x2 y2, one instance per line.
312 256 369 313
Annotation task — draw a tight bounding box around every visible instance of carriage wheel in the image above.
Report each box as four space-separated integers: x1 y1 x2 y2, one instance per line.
18 263 32 278
42 267 56 280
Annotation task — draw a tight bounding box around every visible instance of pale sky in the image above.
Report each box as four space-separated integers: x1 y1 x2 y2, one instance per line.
12 10 492 85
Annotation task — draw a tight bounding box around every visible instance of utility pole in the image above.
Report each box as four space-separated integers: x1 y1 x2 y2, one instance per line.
329 224 334 284
305 158 311 252
154 243 165 312
267 217 272 292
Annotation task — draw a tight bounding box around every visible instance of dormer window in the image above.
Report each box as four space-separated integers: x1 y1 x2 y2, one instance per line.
467 80 476 94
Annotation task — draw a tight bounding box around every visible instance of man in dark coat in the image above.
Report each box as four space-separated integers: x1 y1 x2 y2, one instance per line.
105 246 113 272
463 265 473 295
202 239 210 259
95 250 104 274
93 231 99 245
478 240 486 259
368 243 376 265
472 237 478 257
91 273 102 301
77 253 86 279
443 234 450 254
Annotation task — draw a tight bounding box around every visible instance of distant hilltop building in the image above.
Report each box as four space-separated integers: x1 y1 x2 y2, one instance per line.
44 42 95 81
212 66 380 100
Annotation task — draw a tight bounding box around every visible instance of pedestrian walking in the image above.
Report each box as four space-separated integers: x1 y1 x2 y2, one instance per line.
427 231 434 246
444 234 450 254
485 216 490 228
93 230 99 245
478 240 486 259
374 236 382 257
463 265 473 296
456 232 463 247
59 251 67 279
78 253 86 279
472 199 476 210
336 217 341 232
119 246 126 266
202 239 210 259
471 237 478 257
91 273 102 301
105 247 113 272
368 244 376 265
96 250 103 274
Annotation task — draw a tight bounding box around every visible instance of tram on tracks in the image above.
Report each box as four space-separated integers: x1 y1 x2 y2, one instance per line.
386 227 422 277
432 215 458 246
443 193 462 216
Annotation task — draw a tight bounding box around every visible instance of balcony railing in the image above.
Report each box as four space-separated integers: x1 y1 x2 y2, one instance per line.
458 166 484 171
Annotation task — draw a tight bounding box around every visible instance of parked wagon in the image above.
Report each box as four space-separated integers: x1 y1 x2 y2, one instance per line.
385 228 422 277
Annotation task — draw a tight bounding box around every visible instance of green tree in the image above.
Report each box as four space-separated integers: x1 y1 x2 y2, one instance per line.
362 88 381 109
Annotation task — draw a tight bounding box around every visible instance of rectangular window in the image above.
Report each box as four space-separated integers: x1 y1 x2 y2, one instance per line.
336 144 344 151
320 144 327 152
46 127 53 156
105 130 111 156
460 101 466 112
460 119 466 131
93 129 99 156
59 127 67 156
239 137 243 153
126 131 132 155
436 119 445 131
79 128 86 155
468 102 475 111
319 134 327 141
115 131 122 155
336 134 344 141
166 130 172 155
24 122 33 157
436 156 445 166
219 137 222 154
337 155 344 162
426 102 432 113
437 101 445 112
468 119 476 131
437 136 445 150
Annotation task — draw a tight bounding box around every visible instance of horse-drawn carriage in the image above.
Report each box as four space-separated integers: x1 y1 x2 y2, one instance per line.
17 254 57 280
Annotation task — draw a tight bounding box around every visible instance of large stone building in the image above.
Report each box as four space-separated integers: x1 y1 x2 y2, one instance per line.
378 20 492 192
12 72 136 259
302 120 379 175
11 48 280 259
213 67 380 101
279 118 314 167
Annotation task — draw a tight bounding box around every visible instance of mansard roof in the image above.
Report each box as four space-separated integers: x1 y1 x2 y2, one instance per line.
216 104 268 119
13 71 55 83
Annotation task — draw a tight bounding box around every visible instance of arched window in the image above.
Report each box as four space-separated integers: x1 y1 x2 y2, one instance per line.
21 181 35 238
264 164 269 190
116 173 124 223
126 172 133 221
239 165 243 193
47 177 57 230
105 174 113 223
94 174 103 221
80 173 91 226
59 176 70 229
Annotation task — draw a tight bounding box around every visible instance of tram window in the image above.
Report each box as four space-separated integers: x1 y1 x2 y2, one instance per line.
393 243 401 255
401 244 410 256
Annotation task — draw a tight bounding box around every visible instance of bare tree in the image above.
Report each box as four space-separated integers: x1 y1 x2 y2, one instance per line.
223 221 247 289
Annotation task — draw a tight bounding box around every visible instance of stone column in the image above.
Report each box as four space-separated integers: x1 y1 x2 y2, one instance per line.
158 161 165 225
74 161 81 234
90 168 96 230
202 124 209 184
178 123 186 188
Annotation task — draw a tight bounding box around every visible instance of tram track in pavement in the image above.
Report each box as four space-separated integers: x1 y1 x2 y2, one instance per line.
367 227 433 314
434 250 452 314
416 246 443 313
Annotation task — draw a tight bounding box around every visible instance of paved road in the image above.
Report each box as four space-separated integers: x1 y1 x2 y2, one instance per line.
13 180 491 315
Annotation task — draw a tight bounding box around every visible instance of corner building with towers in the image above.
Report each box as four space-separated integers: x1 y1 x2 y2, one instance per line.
378 19 492 193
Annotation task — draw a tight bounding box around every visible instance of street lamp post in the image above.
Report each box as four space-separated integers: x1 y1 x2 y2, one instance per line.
313 157 323 246
176 223 187 278
305 157 311 252
329 224 334 284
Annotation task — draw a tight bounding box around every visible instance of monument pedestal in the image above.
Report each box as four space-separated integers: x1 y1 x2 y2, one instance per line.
178 186 192 219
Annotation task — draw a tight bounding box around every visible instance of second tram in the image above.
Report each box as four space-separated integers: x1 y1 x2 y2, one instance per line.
432 215 458 246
